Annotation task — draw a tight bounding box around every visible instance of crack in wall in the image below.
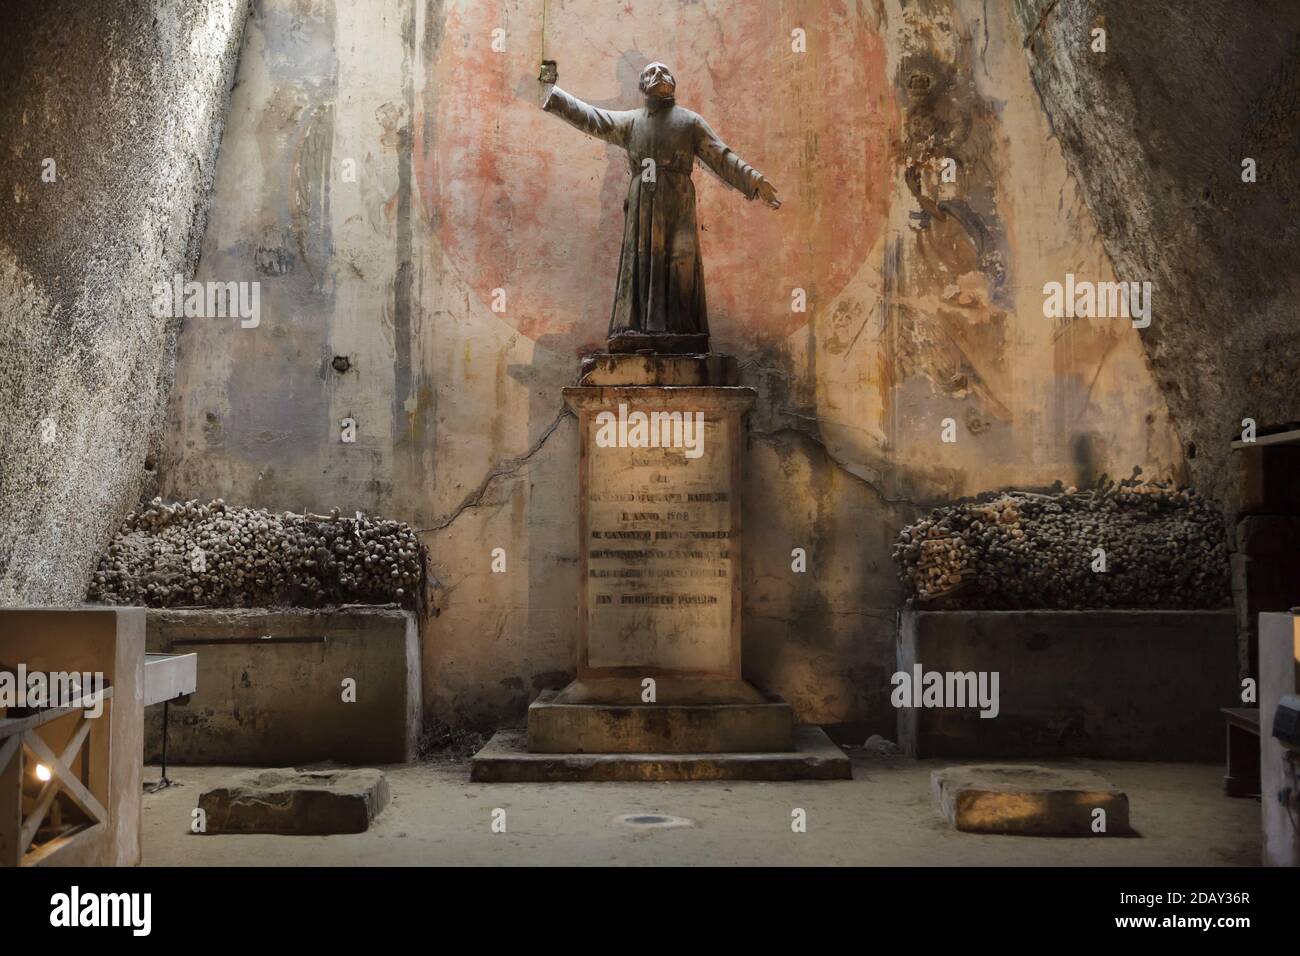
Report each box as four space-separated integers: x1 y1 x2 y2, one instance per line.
419 406 573 534
749 424 918 507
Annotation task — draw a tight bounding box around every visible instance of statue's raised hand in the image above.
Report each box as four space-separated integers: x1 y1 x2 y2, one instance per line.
757 179 781 210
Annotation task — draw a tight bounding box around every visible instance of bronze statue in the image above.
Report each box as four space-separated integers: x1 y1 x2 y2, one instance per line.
539 60 780 353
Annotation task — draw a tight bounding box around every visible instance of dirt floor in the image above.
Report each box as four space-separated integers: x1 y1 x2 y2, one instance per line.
141 750 1262 866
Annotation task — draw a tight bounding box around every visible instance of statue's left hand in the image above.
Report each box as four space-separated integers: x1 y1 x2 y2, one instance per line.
757 179 781 209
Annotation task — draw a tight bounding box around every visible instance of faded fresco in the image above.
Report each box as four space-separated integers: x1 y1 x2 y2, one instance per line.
163 0 1182 734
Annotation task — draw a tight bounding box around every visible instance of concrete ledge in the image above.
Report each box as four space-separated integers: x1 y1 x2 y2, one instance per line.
932 765 1132 836
470 725 850 782
145 607 420 765
144 652 197 706
898 610 1237 760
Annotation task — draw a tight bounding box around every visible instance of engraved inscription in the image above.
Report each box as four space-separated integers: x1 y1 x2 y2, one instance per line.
586 416 734 671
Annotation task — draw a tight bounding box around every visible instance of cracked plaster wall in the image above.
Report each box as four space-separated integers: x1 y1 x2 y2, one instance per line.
161 0 1184 734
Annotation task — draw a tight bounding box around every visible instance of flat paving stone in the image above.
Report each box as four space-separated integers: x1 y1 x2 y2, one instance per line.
198 768 390 835
931 764 1133 836
470 725 851 782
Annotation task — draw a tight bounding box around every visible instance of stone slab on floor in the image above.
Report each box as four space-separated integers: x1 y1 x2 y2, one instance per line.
470 725 851 782
932 764 1132 837
198 768 390 835
528 681 794 753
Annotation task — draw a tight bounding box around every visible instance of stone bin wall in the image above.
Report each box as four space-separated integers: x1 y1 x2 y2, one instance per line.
897 610 1237 761
144 608 420 765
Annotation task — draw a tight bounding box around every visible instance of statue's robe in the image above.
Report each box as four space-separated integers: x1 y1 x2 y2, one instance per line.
543 87 763 341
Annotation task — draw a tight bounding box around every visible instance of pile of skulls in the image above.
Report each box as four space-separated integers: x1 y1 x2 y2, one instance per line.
892 471 1230 610
90 498 425 609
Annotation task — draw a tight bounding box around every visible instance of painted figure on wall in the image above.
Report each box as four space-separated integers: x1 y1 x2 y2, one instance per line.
539 60 781 353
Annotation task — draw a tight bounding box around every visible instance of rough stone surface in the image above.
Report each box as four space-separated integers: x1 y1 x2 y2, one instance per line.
932 764 1131 836
198 768 390 835
0 0 250 604
1014 0 1300 512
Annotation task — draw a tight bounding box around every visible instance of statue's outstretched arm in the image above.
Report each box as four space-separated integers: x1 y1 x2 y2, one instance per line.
541 86 635 150
695 117 781 209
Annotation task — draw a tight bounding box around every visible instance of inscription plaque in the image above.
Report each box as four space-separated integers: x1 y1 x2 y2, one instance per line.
564 386 755 678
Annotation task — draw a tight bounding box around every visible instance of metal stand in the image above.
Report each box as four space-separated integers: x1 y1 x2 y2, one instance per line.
144 699 175 793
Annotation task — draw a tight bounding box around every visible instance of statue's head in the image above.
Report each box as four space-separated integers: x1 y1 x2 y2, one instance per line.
638 62 676 99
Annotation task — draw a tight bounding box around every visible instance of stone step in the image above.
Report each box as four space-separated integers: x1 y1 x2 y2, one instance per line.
527 681 794 753
470 725 850 782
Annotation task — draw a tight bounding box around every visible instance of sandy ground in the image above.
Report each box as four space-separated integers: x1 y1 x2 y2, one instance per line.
141 751 1261 866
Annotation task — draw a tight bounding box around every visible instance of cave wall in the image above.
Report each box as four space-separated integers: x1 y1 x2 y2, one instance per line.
157 0 1184 735
1014 0 1300 510
0 0 251 603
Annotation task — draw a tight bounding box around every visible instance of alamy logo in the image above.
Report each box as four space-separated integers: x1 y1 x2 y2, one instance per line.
151 273 260 328
891 664 1000 719
0 666 105 719
594 403 705 459
1042 273 1151 329
50 886 151 936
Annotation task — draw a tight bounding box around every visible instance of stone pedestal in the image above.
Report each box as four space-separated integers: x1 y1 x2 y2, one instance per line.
470 353 849 782
565 383 752 682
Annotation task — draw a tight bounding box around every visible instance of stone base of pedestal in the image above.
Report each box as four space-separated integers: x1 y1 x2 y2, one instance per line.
579 352 738 386
469 725 851 782
607 331 709 354
495 350 852 782
527 679 794 753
